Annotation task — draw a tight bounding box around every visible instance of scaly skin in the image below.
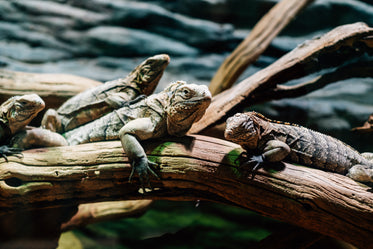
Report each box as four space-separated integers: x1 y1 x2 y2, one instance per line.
0 94 45 160
64 81 211 189
224 112 373 184
41 54 170 133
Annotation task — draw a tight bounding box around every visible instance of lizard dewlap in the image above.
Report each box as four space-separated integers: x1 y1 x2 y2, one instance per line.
225 112 373 184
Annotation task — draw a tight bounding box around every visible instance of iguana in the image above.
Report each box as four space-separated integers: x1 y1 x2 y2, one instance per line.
41 54 170 133
63 81 211 188
224 112 373 184
0 94 45 160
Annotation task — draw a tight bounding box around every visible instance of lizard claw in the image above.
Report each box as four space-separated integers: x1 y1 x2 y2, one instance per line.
238 153 265 179
129 156 159 193
0 145 23 162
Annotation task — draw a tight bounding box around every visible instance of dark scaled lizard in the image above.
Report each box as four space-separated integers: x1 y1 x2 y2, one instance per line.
41 54 170 133
224 112 373 184
59 81 211 188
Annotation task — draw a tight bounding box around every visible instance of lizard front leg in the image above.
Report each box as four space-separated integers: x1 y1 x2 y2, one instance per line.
41 109 62 133
243 140 290 175
119 118 159 191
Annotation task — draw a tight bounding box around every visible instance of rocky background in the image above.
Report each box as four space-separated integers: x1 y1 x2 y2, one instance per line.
1 0 373 248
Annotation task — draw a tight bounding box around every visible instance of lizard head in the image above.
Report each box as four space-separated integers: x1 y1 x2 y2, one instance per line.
2 94 45 134
225 112 261 149
165 81 211 136
131 54 170 96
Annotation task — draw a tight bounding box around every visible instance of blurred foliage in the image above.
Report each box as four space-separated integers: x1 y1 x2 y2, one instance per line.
58 200 282 249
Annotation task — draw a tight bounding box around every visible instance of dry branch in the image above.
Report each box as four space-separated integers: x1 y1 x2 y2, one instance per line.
0 135 372 248
61 200 153 231
191 22 373 133
0 69 101 109
209 0 315 95
252 61 373 103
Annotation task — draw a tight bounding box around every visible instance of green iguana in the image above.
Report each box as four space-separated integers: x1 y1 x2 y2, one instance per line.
41 54 170 133
0 94 45 160
224 112 373 184
62 81 211 188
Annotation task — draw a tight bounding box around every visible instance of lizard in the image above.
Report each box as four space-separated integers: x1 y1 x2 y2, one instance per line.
0 94 45 160
62 81 211 188
224 112 373 184
41 54 170 133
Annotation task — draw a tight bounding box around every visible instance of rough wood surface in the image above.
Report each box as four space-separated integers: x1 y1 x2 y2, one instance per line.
0 69 101 109
209 0 315 96
191 22 373 133
0 135 372 249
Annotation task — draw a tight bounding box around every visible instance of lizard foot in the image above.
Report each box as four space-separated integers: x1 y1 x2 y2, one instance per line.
0 145 23 162
237 152 265 179
129 156 160 193
347 165 373 184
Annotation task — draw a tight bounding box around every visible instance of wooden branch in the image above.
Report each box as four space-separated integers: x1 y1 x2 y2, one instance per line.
251 61 373 103
0 69 101 109
0 135 372 248
61 200 153 231
190 22 373 133
209 0 315 96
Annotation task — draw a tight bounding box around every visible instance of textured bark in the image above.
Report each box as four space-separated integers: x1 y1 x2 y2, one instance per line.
191 22 373 133
209 0 315 96
0 135 372 249
0 69 101 110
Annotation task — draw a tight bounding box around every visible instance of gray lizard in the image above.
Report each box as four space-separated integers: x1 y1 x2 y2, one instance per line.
59 81 211 188
41 54 170 133
224 112 373 184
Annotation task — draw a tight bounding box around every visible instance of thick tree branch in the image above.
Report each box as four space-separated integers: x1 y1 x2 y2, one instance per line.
209 0 315 96
0 135 372 248
190 22 373 133
0 69 101 109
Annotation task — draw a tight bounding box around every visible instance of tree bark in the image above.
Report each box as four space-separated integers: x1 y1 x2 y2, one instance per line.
209 0 315 96
0 69 101 110
0 135 372 249
191 22 373 133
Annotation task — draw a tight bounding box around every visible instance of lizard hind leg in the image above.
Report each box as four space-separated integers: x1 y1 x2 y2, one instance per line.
347 164 373 184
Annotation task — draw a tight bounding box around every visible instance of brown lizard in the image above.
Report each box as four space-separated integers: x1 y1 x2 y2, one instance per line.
0 94 45 160
224 112 373 184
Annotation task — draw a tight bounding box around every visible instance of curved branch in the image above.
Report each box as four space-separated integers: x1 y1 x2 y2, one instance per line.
251 61 373 103
190 22 373 133
0 135 372 248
